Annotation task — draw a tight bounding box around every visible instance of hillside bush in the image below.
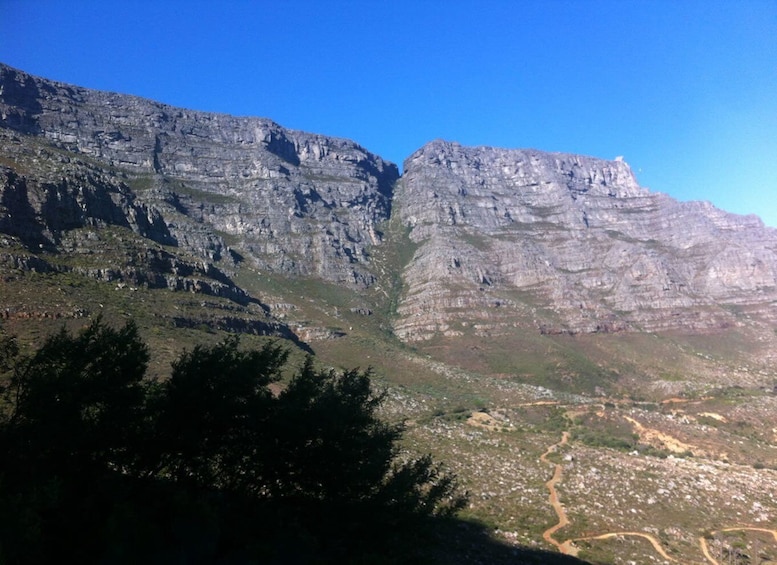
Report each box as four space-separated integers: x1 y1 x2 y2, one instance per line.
0 320 466 564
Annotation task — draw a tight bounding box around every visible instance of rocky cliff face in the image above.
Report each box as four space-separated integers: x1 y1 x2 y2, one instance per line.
0 63 399 287
2 64 777 345
393 140 777 339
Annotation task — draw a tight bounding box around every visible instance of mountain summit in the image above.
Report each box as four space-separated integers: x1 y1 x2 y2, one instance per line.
394 139 777 339
3 63 777 564
2 61 777 349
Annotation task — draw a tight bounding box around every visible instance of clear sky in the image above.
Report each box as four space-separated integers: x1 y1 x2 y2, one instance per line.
2 0 776 226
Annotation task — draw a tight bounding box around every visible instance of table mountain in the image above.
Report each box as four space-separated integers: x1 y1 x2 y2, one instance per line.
7 64 777 565
0 63 398 290
2 62 776 346
393 140 777 340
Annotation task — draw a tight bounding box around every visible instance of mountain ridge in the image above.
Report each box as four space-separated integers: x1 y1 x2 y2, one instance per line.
2 61 777 343
394 138 777 339
3 63 777 565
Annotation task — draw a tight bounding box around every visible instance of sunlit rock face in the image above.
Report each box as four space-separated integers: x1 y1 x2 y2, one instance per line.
2 64 777 344
0 63 399 287
392 140 777 340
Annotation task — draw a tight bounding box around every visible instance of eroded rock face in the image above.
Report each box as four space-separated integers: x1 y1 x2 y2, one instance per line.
0 63 399 286
393 140 777 339
2 64 777 343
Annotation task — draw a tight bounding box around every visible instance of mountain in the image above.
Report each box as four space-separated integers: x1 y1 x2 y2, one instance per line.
0 63 398 285
0 62 399 348
3 62 776 345
3 63 777 563
395 140 777 339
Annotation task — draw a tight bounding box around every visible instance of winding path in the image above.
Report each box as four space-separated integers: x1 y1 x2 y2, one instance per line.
539 429 675 561
698 527 777 565
540 431 579 556
537 422 777 564
574 532 679 562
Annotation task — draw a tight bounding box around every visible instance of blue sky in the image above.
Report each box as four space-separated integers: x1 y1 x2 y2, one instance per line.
2 0 776 226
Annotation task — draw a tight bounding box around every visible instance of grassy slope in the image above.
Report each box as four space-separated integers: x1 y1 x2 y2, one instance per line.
4 235 777 564
3 142 777 563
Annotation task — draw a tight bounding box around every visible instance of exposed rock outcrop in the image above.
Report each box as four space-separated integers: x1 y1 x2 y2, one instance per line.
2 64 777 345
0 63 399 286
393 141 777 339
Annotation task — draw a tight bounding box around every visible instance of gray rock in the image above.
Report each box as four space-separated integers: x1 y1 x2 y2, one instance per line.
393 140 777 339
3 64 777 345
0 63 399 287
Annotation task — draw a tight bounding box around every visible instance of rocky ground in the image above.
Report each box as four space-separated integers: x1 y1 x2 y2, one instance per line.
4 63 777 565
384 374 777 564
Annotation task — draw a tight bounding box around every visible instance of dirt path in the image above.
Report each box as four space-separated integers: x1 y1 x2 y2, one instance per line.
572 527 777 564
536 413 777 563
661 397 709 406
623 415 731 463
466 411 503 431
538 426 675 560
698 527 777 565
540 431 579 556
575 532 680 562
624 415 698 455
698 535 717 564
538 429 686 562
724 527 777 542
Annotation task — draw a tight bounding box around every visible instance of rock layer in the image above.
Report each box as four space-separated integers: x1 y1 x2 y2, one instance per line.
0 63 399 286
393 141 777 339
2 64 777 343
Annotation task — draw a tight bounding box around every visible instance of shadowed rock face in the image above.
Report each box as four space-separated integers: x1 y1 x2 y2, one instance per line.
393 140 777 339
0 63 399 287
2 64 777 342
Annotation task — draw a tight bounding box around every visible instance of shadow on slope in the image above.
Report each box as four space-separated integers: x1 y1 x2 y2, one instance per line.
0 320 591 565
409 516 592 565
0 469 590 565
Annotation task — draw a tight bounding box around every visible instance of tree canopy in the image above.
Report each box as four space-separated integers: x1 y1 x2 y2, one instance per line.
0 320 466 564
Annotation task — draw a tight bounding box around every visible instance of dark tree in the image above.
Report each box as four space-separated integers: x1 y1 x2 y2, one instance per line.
148 336 287 492
0 320 150 563
267 359 467 517
267 358 402 502
0 322 467 564
1 320 149 479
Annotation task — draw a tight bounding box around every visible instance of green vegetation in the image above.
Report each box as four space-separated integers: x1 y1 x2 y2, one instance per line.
0 321 466 564
456 228 491 251
369 213 420 320
570 412 638 452
169 181 241 205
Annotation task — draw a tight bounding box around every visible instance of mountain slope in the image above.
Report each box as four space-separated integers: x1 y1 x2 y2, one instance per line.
394 140 777 340
0 62 399 288
3 62 777 379
3 63 777 565
4 62 777 345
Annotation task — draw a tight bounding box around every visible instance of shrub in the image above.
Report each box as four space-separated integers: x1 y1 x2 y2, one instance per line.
0 320 466 563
